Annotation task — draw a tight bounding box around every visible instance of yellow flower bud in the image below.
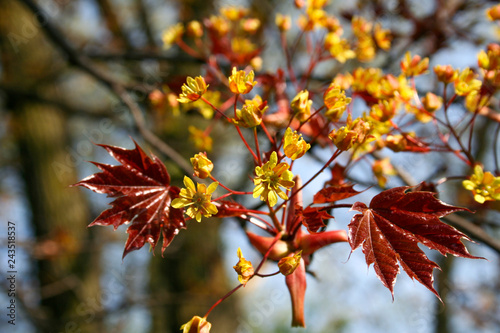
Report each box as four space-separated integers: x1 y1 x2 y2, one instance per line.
162 23 184 49
186 20 203 38
276 14 292 32
421 92 443 112
486 4 500 21
191 153 213 179
290 90 312 122
180 316 211 333
433 65 458 84
278 251 302 276
233 248 254 285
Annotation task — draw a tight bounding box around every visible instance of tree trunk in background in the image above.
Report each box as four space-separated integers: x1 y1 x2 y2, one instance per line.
0 1 102 332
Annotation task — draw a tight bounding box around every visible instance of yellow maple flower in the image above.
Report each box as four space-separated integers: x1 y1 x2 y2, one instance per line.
253 151 295 207
162 23 184 49
374 23 391 50
178 76 208 103
188 126 213 153
355 36 376 63
370 98 399 122
208 15 229 37
486 4 500 21
180 316 211 333
171 176 218 222
276 13 292 32
328 115 372 152
278 251 302 276
186 20 203 38
233 247 254 285
323 84 352 121
191 153 213 179
465 90 490 112
220 6 248 21
283 127 310 160
454 68 482 96
228 67 257 95
290 90 313 122
372 158 396 188
400 52 429 77
463 165 500 204
325 33 356 63
434 64 458 84
232 95 268 128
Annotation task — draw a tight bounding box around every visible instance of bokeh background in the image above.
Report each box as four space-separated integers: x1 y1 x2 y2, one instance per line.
0 0 499 332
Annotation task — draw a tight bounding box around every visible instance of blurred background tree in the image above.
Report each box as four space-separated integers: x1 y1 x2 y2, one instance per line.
0 0 499 332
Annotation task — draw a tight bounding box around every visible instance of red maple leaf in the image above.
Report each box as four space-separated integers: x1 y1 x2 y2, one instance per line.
73 141 185 258
313 184 361 204
295 206 333 233
348 185 481 299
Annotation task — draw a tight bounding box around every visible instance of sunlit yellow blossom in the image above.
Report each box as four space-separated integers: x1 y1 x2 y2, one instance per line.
434 64 458 83
171 176 218 222
421 92 443 112
463 165 500 204
352 16 372 36
208 15 229 37
232 95 268 128
178 76 208 103
323 84 351 121
278 251 302 276
283 127 310 160
186 20 203 38
228 67 257 95
290 90 313 122
477 44 500 70
233 248 254 285
400 52 429 77
374 23 391 50
253 151 295 206
454 68 482 96
308 0 329 9
231 37 257 55
322 15 343 34
180 316 211 333
486 4 500 21
191 152 213 179
325 33 356 63
465 90 490 113
220 6 248 21
276 14 292 32
351 67 383 93
241 18 261 34
328 115 372 151
250 56 263 71
370 99 399 122
162 23 184 49
332 73 353 90
355 36 376 62
188 126 213 152
372 158 396 188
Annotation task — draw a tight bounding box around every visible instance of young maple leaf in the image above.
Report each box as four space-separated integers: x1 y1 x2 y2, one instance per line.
73 141 185 258
348 185 482 300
